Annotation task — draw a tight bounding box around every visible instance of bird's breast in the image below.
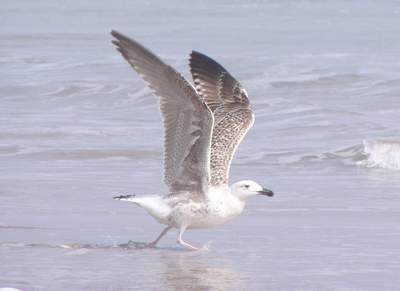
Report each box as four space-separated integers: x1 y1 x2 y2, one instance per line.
171 193 244 229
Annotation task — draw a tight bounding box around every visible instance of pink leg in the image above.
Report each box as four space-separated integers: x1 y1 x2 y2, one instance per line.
177 227 200 250
148 226 172 247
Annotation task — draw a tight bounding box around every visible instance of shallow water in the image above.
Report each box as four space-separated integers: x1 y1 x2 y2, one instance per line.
1 0 400 290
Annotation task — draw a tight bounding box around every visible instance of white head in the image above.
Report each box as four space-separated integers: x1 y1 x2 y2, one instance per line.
230 180 274 201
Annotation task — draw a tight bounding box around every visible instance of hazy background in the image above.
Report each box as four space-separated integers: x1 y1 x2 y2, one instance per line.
1 0 400 290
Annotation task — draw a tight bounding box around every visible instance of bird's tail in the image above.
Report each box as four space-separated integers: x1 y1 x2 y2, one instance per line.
113 194 171 225
113 194 139 203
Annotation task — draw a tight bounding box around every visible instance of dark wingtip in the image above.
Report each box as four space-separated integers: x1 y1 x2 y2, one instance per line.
190 50 201 58
189 50 199 65
189 50 207 64
111 30 129 43
111 30 120 38
111 31 122 48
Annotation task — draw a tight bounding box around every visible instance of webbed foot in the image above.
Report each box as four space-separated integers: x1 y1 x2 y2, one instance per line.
119 240 156 249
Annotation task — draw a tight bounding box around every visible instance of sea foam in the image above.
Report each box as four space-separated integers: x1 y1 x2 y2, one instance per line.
358 140 400 170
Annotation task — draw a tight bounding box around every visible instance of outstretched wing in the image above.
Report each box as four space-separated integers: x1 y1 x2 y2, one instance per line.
112 31 214 194
189 51 254 186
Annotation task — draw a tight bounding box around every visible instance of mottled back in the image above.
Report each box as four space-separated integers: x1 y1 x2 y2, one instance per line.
189 51 255 186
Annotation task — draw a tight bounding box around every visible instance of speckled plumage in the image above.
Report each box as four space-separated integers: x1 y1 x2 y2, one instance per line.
111 31 271 250
189 50 255 186
209 109 254 185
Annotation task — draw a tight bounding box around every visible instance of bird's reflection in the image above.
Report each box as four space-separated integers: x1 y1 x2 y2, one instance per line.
2 240 248 290
158 251 246 291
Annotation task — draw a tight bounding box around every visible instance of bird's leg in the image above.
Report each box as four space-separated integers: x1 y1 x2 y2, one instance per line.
125 226 172 249
177 227 200 250
148 226 172 247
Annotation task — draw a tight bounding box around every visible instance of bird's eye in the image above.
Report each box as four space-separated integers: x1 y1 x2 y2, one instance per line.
244 185 250 189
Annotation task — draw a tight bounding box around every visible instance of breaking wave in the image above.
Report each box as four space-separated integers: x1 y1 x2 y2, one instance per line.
358 140 400 170
243 139 400 171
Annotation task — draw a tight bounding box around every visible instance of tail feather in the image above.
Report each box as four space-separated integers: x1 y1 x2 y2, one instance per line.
113 194 171 225
113 194 137 202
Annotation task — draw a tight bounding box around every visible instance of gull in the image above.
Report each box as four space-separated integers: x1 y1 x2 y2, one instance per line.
111 30 274 250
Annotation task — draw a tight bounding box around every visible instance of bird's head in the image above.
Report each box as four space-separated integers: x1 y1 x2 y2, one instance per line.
230 180 274 201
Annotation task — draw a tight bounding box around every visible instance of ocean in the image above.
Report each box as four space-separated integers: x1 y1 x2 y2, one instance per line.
1 0 400 290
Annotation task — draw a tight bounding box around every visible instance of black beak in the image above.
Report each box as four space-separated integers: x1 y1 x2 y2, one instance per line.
257 188 274 197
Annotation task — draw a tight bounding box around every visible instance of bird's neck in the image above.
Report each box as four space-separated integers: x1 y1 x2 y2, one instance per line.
209 186 246 211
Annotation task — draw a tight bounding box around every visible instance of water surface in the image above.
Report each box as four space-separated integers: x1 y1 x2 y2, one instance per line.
1 0 400 290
